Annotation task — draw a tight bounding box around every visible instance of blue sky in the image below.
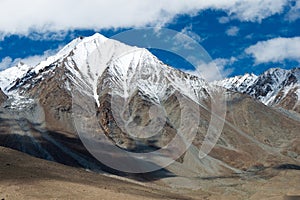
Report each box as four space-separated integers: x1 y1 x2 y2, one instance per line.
0 0 299 77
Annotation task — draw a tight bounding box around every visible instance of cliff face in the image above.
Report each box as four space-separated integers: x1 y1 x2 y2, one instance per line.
0 88 7 105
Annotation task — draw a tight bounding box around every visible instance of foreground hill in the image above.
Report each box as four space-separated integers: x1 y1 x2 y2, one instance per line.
0 146 188 200
0 146 299 199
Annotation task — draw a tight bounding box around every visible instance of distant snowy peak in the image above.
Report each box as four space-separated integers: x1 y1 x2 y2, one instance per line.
0 62 31 92
248 68 292 104
214 73 258 93
215 67 300 112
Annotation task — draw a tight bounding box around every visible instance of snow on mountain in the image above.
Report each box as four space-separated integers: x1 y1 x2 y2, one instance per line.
7 33 211 107
215 68 300 112
247 68 292 105
1 33 300 181
0 33 215 165
7 34 138 103
0 62 31 92
214 73 258 93
2 32 298 115
109 42 208 104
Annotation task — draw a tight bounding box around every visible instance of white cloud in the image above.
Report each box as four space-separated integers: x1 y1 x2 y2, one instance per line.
245 37 300 64
172 25 205 50
180 25 204 43
226 26 240 36
184 57 236 81
28 31 69 41
0 0 290 36
285 1 300 22
20 49 60 66
245 34 254 40
173 33 195 50
218 16 231 24
0 48 60 71
216 57 237 66
227 0 288 22
0 57 14 71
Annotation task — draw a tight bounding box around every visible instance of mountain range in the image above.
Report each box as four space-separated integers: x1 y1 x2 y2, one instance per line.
215 68 300 115
0 33 299 199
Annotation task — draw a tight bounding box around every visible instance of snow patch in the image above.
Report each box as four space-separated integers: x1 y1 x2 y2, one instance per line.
0 63 31 92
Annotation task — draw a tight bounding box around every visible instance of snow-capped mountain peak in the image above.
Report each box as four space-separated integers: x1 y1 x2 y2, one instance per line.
101 47 210 104
0 33 108 93
6 33 121 101
32 33 108 74
4 33 210 108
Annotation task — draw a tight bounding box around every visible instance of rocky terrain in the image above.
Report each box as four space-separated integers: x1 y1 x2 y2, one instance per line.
0 33 299 199
0 88 7 105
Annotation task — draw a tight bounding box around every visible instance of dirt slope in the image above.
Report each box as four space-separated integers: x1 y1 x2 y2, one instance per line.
0 146 189 200
1 146 300 200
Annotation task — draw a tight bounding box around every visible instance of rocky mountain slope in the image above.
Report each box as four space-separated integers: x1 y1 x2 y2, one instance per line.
0 88 7 104
0 33 299 196
215 68 300 114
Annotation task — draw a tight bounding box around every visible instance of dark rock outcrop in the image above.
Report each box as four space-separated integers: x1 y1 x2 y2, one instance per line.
0 88 7 105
